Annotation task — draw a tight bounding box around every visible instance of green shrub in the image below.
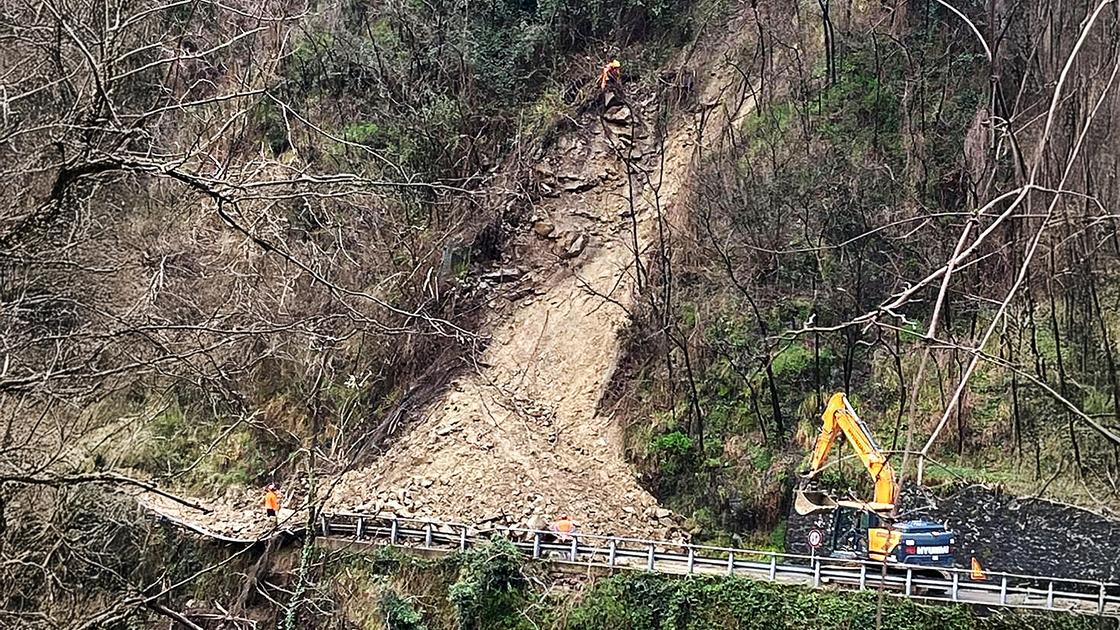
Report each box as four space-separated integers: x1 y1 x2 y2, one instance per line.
119 399 267 492
767 520 787 551
380 590 428 630
566 573 1103 630
650 430 695 474
448 538 526 629
770 344 813 379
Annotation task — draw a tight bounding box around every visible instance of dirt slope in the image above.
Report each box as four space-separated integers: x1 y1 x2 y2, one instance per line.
326 56 755 537
328 99 674 537
142 26 756 540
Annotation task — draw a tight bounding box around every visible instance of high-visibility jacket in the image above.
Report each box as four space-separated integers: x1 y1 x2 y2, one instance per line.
600 62 621 90
552 519 576 537
264 490 280 512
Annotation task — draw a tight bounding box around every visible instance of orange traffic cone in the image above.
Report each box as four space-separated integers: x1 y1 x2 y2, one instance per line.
970 557 987 581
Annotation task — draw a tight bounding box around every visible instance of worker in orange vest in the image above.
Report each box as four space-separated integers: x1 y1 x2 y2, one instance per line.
600 60 622 91
551 514 578 542
263 483 281 524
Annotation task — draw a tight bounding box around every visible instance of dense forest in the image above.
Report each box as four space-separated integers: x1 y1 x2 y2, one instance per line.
615 0 1120 542
2 0 1119 626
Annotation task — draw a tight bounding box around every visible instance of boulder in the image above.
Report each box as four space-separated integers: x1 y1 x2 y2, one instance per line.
527 514 550 531
480 267 523 283
505 287 535 301
603 104 632 123
532 220 555 238
558 176 596 192
559 232 589 259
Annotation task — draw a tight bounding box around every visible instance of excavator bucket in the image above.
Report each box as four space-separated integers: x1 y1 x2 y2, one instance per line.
794 488 838 515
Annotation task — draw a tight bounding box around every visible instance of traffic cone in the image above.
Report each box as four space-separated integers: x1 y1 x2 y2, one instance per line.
970 557 987 580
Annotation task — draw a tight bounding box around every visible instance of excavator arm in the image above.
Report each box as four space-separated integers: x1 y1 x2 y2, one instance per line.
798 392 897 513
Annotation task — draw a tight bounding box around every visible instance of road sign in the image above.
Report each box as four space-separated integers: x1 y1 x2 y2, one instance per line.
807 528 825 549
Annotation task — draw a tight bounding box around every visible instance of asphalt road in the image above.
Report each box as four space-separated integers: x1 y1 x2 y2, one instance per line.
146 507 1120 618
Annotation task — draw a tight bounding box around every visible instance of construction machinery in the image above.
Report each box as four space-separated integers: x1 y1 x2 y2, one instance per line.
796 392 956 569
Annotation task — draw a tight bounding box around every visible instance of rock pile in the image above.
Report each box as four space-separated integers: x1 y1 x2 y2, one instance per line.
323 86 711 542
336 471 688 537
141 40 751 546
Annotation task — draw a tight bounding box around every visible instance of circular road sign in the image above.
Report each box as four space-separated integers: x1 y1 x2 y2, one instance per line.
807 528 825 549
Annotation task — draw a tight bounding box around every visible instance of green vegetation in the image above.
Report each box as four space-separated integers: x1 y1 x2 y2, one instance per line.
118 398 274 492
330 539 543 630
567 573 1103 630
447 538 526 628
328 545 1112 629
381 590 430 630
650 430 696 474
617 4 1120 549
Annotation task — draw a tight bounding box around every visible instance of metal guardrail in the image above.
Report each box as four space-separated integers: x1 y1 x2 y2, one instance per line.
317 511 1120 618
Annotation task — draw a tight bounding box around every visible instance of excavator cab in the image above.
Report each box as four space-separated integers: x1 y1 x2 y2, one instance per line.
829 505 872 557
827 504 954 567
823 501 891 560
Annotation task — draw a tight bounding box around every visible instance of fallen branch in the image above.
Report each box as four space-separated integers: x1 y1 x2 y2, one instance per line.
3 472 212 513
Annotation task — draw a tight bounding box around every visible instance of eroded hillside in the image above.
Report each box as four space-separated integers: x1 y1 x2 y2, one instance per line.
142 13 774 539
6 0 1120 625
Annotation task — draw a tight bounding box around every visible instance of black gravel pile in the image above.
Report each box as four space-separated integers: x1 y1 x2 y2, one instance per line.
785 483 1120 582
900 483 1120 582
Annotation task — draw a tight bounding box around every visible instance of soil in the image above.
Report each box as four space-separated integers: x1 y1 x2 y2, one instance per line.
141 24 759 541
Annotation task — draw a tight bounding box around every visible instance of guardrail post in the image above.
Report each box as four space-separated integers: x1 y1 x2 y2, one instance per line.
812 559 820 588
951 571 959 601
999 576 1007 605
320 514 329 537
647 545 655 572
905 568 912 597
390 517 399 545
459 527 467 551
726 552 734 576
356 517 364 540
533 532 541 560
569 536 578 562
769 556 776 581
1045 581 1054 609
687 546 695 575
1099 583 1106 615
424 522 433 548
859 564 866 591
609 541 617 568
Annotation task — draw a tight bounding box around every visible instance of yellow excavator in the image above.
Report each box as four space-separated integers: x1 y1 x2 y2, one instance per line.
796 392 956 568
